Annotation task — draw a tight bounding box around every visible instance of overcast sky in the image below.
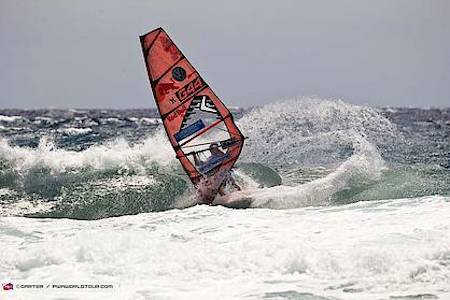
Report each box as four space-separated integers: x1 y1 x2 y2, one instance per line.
1 0 449 109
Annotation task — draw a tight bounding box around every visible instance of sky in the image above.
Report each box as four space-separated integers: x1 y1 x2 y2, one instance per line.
0 0 449 109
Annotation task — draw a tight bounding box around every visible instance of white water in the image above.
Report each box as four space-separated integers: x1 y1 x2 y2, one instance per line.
59 127 93 136
1 196 449 300
239 136 387 209
0 115 23 123
0 130 174 174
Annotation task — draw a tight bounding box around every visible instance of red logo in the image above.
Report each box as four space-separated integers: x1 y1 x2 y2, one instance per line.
2 282 13 290
159 35 179 60
156 81 180 99
166 104 187 122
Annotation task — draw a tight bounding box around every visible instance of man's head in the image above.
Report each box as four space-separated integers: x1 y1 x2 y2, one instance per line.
209 143 221 155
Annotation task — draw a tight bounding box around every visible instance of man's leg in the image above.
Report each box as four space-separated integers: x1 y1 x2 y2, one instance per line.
218 184 226 196
229 172 241 191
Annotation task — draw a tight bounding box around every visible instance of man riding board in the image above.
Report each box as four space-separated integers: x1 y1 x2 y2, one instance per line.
193 143 241 196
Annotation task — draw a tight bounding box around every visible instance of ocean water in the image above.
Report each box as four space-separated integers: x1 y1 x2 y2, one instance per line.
0 98 449 299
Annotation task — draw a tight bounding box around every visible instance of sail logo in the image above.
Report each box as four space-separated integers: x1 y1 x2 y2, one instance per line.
172 66 186 82
156 80 180 99
159 35 179 60
174 119 205 142
192 95 218 114
180 95 220 128
2 282 13 291
176 77 205 101
166 104 188 122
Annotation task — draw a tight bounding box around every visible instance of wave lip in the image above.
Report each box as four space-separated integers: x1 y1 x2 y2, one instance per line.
58 127 93 136
0 130 174 174
139 117 162 125
0 115 24 123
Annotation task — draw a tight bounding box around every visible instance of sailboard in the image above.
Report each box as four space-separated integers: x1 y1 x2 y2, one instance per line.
139 28 245 203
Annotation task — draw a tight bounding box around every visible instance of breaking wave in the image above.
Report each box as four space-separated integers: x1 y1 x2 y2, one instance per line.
0 98 448 218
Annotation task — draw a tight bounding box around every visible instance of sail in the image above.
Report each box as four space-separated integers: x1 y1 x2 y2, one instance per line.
140 27 245 203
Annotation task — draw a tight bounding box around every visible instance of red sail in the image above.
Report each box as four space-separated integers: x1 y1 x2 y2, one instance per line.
140 28 245 203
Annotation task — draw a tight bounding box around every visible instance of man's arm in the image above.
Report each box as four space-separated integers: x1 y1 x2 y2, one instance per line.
193 152 201 166
229 173 241 191
232 180 242 191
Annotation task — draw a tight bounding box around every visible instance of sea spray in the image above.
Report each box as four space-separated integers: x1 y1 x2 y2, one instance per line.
238 97 396 168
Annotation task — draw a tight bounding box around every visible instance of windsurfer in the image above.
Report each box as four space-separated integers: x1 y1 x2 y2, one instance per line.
193 143 241 195
141 28 245 204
